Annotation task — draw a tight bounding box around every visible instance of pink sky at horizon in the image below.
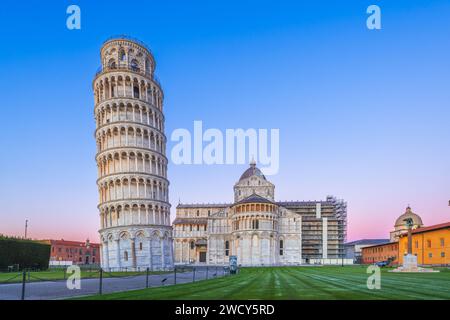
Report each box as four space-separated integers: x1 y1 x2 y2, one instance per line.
1 0 450 245
3 186 449 244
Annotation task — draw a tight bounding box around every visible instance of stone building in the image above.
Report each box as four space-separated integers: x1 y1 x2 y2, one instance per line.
93 36 173 271
173 161 348 266
361 206 427 265
361 242 399 265
42 239 101 266
344 239 390 264
398 222 450 265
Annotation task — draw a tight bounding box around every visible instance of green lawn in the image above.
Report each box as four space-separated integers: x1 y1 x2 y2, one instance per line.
0 269 168 284
78 266 450 300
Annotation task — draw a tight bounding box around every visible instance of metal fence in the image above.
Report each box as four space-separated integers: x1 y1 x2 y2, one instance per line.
0 265 232 300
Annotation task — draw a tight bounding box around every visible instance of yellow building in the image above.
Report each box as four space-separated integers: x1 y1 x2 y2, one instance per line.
398 222 450 266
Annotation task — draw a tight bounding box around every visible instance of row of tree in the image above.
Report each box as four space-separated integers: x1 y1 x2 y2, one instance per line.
0 236 50 271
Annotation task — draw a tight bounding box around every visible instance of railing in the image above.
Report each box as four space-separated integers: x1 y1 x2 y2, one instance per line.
95 65 162 88
3 266 232 300
173 230 207 238
208 226 232 234
102 35 154 55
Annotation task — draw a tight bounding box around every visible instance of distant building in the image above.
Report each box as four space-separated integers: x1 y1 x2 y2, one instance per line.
361 206 450 266
41 239 100 266
390 206 423 242
344 239 389 264
361 242 399 265
398 222 450 266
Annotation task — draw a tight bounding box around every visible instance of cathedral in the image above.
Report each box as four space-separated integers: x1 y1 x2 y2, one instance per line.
173 160 348 266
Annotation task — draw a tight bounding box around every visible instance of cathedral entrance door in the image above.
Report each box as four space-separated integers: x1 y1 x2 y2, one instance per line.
199 252 206 263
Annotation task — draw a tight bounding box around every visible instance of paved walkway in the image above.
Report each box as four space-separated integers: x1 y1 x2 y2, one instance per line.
0 267 227 300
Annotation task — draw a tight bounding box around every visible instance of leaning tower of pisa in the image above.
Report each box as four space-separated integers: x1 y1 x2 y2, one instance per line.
93 36 173 271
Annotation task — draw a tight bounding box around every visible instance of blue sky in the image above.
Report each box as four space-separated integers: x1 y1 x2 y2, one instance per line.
0 0 449 241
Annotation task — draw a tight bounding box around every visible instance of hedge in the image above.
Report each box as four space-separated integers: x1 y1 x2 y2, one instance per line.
0 238 51 270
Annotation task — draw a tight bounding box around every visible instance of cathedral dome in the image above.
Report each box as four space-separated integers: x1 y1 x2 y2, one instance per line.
239 160 266 181
394 206 423 229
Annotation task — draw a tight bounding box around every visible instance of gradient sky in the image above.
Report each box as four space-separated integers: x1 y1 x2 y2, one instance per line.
0 0 449 242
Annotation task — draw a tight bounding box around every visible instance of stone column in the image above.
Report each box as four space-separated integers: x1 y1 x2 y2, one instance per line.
103 241 110 270
169 237 174 268
322 217 328 261
115 239 121 271
152 206 155 223
160 237 166 270
148 236 153 271
183 240 186 263
206 237 210 264
249 235 253 266
260 235 264 265
237 238 241 264
131 238 137 269
187 241 190 263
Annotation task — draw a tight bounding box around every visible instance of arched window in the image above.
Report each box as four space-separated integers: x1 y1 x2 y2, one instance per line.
124 251 128 261
139 242 143 251
225 241 230 256
130 59 139 72
145 58 150 74
133 85 140 99
196 210 200 217
279 240 284 256
119 50 126 62
108 58 116 69
190 241 195 250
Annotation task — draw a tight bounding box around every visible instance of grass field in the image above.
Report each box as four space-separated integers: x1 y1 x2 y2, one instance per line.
78 266 450 300
0 269 168 284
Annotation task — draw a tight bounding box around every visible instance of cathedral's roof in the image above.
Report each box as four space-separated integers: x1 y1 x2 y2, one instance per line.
235 193 275 205
344 239 390 246
239 160 266 182
176 203 230 209
394 206 423 228
278 201 333 207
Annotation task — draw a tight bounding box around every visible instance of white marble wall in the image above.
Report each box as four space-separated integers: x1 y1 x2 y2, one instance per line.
100 227 173 271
